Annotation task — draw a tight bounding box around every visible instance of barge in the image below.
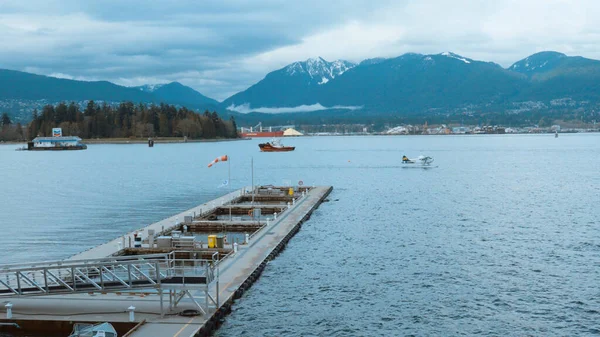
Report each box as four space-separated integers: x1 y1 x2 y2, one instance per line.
25 128 87 150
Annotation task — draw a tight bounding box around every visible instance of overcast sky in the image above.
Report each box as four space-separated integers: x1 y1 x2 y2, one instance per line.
1 0 599 101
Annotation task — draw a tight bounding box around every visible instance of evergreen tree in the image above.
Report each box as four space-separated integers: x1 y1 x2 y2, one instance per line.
55 102 68 125
229 116 238 138
1 112 11 126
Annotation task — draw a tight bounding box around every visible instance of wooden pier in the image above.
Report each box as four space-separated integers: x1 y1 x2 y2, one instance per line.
0 185 332 337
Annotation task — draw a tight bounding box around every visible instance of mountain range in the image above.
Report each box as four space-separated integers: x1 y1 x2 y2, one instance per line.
2 51 600 124
226 51 600 116
0 70 219 123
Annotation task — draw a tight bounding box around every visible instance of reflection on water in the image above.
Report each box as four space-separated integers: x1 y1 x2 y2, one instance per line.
1 134 600 336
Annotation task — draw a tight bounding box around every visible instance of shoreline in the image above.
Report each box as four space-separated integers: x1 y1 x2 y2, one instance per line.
2 131 599 146
84 137 249 144
1 137 250 145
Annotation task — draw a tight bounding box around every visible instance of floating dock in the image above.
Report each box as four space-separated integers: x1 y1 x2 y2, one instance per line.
0 185 332 336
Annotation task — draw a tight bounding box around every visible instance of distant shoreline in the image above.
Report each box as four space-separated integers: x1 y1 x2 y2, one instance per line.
84 137 249 144
1 137 249 145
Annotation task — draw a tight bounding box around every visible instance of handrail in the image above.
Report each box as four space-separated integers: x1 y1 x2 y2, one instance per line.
0 253 172 270
0 256 215 297
0 257 171 273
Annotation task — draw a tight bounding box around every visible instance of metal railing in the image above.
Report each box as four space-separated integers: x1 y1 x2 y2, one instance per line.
0 251 216 297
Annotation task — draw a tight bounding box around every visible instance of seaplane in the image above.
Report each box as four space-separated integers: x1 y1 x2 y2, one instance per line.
401 155 436 168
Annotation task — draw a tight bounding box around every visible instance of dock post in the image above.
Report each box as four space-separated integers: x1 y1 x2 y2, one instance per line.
159 289 164 318
216 262 220 309
5 303 12 319
274 212 277 220
233 242 238 254
205 283 209 315
245 233 249 244
128 306 136 322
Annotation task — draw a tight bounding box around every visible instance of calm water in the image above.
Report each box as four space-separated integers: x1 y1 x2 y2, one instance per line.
1 135 599 336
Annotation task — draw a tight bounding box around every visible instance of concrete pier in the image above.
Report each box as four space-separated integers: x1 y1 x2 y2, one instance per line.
0 185 332 337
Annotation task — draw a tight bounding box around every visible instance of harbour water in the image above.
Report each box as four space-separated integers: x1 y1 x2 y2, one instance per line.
1 134 599 336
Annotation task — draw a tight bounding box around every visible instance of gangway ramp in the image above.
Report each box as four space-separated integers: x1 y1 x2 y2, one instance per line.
0 251 215 297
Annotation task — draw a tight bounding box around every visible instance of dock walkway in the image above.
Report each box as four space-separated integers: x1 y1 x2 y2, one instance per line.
0 186 332 337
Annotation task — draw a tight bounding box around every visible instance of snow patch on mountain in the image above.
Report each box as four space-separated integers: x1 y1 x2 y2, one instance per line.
136 84 165 92
285 57 355 83
441 52 471 64
227 103 362 114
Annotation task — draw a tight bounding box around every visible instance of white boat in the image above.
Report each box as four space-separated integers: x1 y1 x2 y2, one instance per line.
401 155 437 168
68 322 117 337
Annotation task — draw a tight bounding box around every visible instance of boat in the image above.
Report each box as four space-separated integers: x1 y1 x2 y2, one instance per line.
259 139 295 152
68 322 117 337
240 122 285 138
401 155 437 168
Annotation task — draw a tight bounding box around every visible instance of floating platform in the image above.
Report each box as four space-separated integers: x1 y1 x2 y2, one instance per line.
0 185 332 337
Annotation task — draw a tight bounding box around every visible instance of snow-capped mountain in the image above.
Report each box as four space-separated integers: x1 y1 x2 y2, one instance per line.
221 57 356 109
284 57 356 85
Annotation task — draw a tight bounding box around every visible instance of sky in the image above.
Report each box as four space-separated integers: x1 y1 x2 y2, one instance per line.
1 0 600 101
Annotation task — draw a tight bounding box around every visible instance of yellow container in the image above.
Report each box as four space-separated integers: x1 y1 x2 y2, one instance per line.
208 235 217 248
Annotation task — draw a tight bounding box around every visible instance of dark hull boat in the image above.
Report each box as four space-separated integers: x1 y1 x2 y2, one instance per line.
259 140 295 152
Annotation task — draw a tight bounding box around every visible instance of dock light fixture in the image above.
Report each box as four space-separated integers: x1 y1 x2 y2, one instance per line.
128 305 136 322
5 303 12 319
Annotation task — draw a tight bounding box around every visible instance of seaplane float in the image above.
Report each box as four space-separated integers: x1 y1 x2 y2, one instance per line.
401 155 437 168
68 322 118 337
258 139 295 152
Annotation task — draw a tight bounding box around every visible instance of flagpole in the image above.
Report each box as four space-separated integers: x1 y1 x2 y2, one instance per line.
251 157 254 205
229 156 232 221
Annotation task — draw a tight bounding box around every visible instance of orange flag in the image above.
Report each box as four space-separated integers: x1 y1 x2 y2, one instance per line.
208 155 228 167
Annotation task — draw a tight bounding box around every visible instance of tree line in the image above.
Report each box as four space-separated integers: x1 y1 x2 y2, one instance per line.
0 112 24 141
21 101 238 140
